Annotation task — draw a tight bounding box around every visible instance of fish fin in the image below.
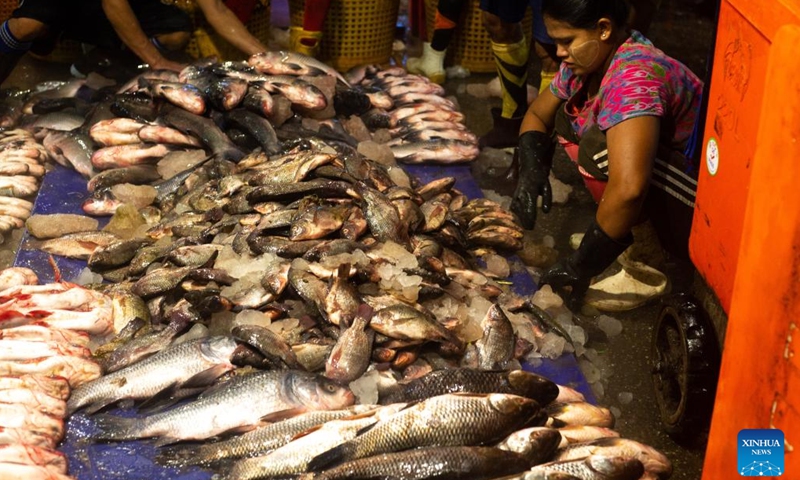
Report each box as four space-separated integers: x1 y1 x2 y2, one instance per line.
153 435 183 447
307 442 353 471
83 398 117 415
289 423 323 441
136 381 182 413
180 364 232 389
260 407 307 423
91 414 139 441
355 422 377 436
154 443 204 467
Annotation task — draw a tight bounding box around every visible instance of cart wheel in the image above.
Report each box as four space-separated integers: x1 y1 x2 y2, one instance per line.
651 293 720 444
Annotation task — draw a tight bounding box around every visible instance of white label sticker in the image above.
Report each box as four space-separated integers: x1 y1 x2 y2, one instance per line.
706 137 719 176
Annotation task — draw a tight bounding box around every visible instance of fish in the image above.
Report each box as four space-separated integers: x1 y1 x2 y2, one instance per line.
146 80 206 115
496 427 564 465
92 370 355 444
323 263 361 326
225 405 404 480
0 388 66 417
0 426 58 449
232 324 302 370
111 91 159 123
255 77 328 111
207 77 248 111
0 375 69 401
243 85 274 117
354 182 409 247
545 402 616 429
0 462 74 480
225 109 281 155
290 203 348 241
390 139 479 164
527 454 645 480
0 339 89 361
29 111 85 132
156 406 377 467
325 304 375 383
0 443 67 474
82 193 124 216
161 105 245 162
248 152 336 185
308 393 543 470
288 265 328 317
0 324 89 347
67 336 238 415
380 368 559 406
130 266 195 298
333 88 372 117
303 446 530 480
35 231 120 260
42 130 96 178
370 304 458 346
553 437 673 478
476 304 516 370
248 50 349 85
138 125 203 147
246 179 355 203
91 143 172 170
87 238 155 270
0 356 101 389
87 165 162 193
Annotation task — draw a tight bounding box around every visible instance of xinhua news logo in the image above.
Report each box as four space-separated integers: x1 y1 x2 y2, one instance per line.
738 429 784 476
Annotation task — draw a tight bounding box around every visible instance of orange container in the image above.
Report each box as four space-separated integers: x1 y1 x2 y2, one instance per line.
689 0 800 313
701 23 800 480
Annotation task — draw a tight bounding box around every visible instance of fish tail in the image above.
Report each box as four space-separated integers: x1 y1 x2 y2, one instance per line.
91 414 140 441
307 441 354 471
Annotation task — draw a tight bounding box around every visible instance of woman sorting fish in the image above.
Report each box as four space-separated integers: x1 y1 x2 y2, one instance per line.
0 0 267 83
509 0 703 308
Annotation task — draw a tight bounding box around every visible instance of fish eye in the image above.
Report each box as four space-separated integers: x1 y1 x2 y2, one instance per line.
324 383 337 393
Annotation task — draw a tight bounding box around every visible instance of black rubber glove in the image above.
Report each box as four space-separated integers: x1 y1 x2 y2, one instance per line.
540 220 633 309
510 130 555 230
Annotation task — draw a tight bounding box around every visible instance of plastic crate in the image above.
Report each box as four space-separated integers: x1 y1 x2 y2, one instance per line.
423 0 532 73
289 0 400 72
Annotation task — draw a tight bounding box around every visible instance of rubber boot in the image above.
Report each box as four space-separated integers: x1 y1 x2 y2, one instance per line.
479 107 523 149
407 42 446 84
539 70 556 94
289 26 323 58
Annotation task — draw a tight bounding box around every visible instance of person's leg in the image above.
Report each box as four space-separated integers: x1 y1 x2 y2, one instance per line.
480 0 529 148
530 0 559 93
0 0 67 85
408 0 467 84
289 0 332 57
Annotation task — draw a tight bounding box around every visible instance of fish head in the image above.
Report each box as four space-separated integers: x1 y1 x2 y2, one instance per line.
301 374 356 410
586 454 645 479
506 370 560 405
487 393 540 418
595 438 673 477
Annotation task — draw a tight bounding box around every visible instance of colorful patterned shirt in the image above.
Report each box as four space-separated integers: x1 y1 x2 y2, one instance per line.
550 31 703 156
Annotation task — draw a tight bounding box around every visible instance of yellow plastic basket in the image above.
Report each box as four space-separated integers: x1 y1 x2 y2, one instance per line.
289 0 400 72
184 0 271 61
423 0 532 73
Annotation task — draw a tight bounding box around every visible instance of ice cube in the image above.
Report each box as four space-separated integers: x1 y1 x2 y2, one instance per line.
549 173 573 204
74 267 104 286
446 65 471 79
485 254 511 278
387 166 412 188
543 235 556 249
610 406 622 420
466 82 490 98
358 140 396 166
531 285 564 310
591 380 605 401
618 392 633 405
349 369 381 405
538 332 567 359
578 357 602 383
597 315 624 337
174 323 209 344
564 324 586 346
372 128 393 144
234 309 272 328
481 189 512 210
342 116 371 142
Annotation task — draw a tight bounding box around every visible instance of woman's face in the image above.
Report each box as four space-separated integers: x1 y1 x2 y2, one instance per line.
544 16 615 76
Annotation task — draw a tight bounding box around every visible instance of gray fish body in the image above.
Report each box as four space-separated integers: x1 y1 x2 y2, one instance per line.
324 264 360 326
159 406 375 467
370 304 455 344
131 266 194 298
308 446 530 480
31 111 85 131
528 454 645 480
43 130 96 178
94 370 355 443
476 305 516 370
99 314 191 373
246 180 354 203
355 182 409 247
325 308 374 383
380 369 559 406
225 109 280 155
88 238 154 270
37 231 119 260
288 267 328 317
496 427 564 466
391 140 479 164
232 324 302 370
161 106 244 162
310 393 542 469
68 336 237 415
87 165 162 193
553 437 672 478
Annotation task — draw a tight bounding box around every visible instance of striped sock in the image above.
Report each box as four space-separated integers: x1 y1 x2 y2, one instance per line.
491 37 529 119
0 21 32 54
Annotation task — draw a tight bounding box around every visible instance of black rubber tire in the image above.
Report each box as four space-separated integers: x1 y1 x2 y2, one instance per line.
651 293 720 444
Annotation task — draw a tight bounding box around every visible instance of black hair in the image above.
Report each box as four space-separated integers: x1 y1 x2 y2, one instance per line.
541 0 631 29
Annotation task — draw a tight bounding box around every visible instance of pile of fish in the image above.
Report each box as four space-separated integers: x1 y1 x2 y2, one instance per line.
0 129 47 234
0 266 111 480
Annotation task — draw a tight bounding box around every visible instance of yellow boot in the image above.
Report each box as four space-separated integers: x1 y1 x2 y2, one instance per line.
289 26 323 58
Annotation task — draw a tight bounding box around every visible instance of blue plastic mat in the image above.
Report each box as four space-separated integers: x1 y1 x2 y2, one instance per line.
14 163 594 480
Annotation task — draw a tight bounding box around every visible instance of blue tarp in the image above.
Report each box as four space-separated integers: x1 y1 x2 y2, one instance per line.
14 163 594 480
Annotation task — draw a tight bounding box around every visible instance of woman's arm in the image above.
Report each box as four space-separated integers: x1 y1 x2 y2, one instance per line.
195 0 267 57
598 115 661 239
101 0 184 71
520 87 563 135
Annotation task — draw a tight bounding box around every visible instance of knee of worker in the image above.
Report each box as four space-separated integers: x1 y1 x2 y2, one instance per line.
153 30 191 52
5 17 50 43
481 12 522 44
